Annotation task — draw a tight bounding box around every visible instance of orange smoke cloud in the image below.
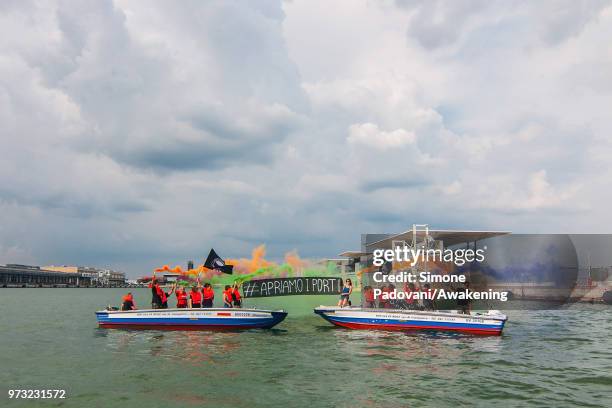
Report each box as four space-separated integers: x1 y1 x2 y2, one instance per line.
225 245 272 274
284 250 306 275
153 245 321 282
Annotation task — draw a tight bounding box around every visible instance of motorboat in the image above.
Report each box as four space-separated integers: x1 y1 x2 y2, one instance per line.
314 306 507 335
96 307 287 330
319 224 510 335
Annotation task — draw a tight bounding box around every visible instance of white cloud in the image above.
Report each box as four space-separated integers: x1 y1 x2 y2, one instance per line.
1 0 612 275
473 170 581 213
347 123 416 150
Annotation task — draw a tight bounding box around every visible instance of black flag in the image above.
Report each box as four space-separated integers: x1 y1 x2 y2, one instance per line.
204 248 233 274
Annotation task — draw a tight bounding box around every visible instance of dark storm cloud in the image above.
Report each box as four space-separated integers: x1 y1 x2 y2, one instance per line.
0 187 151 219
32 0 307 173
111 102 302 172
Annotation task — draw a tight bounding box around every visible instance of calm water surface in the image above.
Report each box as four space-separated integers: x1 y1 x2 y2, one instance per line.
1 288 611 407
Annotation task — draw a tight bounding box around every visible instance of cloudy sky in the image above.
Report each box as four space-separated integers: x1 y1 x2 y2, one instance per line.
1 0 612 277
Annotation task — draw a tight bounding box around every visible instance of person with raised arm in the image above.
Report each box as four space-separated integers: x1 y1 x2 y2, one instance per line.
150 277 162 309
232 282 242 308
159 283 175 309
223 285 233 308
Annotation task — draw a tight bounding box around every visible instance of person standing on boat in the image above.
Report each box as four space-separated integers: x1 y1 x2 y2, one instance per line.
387 284 397 308
121 292 136 310
423 283 435 310
223 285 233 308
363 286 375 308
232 282 242 308
189 285 202 308
202 283 215 308
338 278 353 308
457 282 471 314
379 284 392 308
175 285 188 308
151 278 162 309
404 282 417 310
160 283 174 309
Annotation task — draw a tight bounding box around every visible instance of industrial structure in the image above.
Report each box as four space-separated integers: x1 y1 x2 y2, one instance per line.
0 264 89 287
43 265 126 287
0 264 126 288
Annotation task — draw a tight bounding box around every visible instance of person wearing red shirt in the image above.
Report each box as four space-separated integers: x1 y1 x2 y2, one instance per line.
380 284 394 309
175 286 188 308
363 286 375 308
189 285 202 308
202 283 215 308
159 283 174 309
403 282 416 309
223 285 233 308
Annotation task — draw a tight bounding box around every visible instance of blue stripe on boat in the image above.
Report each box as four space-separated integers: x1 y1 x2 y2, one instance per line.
326 315 503 330
97 317 277 326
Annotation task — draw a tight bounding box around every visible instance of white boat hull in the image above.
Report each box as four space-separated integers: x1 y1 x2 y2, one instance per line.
96 308 287 330
314 306 507 335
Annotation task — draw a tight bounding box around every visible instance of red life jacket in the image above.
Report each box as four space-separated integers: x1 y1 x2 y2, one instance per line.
176 290 188 306
203 287 214 300
155 285 167 303
190 290 202 303
223 289 233 304
380 287 392 304
122 294 133 302
232 288 241 301
402 284 414 304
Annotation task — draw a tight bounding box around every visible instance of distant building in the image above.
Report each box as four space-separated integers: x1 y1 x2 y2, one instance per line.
79 268 100 284
42 265 79 274
162 273 181 283
43 265 126 287
97 269 126 287
0 264 90 287
322 258 357 276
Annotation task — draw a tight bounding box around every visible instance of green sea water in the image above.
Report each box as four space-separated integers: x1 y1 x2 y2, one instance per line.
1 288 611 408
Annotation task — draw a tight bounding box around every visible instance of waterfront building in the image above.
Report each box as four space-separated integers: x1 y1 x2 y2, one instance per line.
322 258 357 277
43 265 126 287
96 269 126 287
0 264 90 287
